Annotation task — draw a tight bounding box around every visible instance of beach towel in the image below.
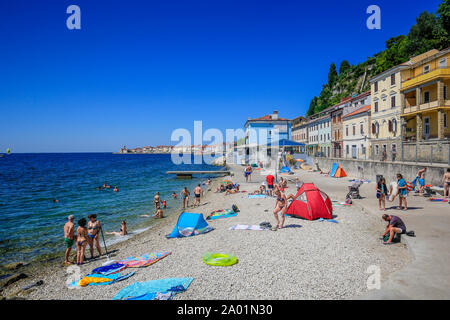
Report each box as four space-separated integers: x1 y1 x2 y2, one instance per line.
247 194 267 199
69 272 135 288
318 218 339 223
228 224 268 231
206 209 237 220
118 251 171 268
112 277 194 300
91 263 127 276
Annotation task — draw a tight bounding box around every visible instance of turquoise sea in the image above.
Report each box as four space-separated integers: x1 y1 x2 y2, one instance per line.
0 153 220 266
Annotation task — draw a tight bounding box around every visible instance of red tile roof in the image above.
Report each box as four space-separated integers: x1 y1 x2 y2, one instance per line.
249 114 290 121
343 105 371 118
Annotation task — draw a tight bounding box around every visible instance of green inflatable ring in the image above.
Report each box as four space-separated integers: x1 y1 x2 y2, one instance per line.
202 253 238 266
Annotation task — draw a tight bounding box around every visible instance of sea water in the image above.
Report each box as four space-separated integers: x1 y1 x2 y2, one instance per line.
0 153 220 265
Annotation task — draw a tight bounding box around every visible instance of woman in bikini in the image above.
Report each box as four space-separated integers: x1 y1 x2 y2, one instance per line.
87 214 102 259
272 188 287 230
180 187 190 209
76 218 88 265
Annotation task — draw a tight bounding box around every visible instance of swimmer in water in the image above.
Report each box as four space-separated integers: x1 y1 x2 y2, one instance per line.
113 186 119 192
103 182 112 189
153 209 164 219
53 199 59 203
171 192 177 199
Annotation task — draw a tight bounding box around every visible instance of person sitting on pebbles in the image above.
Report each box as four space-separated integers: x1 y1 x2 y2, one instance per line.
381 214 407 245
106 220 128 236
153 208 164 219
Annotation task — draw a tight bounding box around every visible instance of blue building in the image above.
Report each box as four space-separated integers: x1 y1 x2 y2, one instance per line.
244 110 291 146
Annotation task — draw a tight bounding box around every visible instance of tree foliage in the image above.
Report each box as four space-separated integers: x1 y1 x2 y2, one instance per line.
307 0 449 117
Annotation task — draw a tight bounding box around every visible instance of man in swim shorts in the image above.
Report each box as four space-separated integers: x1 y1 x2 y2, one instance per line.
63 215 75 265
244 165 253 182
193 184 203 207
381 214 407 244
443 168 450 198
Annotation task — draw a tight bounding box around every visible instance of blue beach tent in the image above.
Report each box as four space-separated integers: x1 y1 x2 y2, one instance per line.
329 163 339 177
166 212 214 239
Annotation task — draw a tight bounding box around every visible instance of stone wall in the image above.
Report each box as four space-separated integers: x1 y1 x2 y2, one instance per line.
312 157 449 186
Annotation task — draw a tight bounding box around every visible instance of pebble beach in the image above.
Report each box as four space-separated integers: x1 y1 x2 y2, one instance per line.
1 164 410 300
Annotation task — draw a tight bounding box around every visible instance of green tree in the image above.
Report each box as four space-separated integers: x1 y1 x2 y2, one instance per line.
437 0 450 32
339 60 351 74
306 96 318 116
328 63 338 87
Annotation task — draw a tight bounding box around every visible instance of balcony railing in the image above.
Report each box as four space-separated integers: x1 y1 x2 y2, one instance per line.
402 67 450 90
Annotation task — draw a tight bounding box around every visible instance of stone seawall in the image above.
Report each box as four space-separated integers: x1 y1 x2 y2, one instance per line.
312 157 449 186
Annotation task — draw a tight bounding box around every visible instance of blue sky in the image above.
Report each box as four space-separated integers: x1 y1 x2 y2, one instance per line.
0 0 443 152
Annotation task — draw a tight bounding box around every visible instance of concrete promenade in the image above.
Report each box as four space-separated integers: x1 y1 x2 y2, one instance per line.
293 168 450 299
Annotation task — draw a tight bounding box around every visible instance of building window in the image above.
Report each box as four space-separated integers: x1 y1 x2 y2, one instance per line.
391 95 396 108
444 113 448 128
423 65 430 74
352 125 356 136
444 86 447 100
346 145 349 154
423 91 430 103
375 145 379 155
439 57 447 68
346 127 349 136
362 144 366 155
391 74 395 86
374 101 378 112
360 123 364 134
374 81 378 92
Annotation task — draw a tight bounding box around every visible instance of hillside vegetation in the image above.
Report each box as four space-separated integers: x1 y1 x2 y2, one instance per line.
306 0 450 116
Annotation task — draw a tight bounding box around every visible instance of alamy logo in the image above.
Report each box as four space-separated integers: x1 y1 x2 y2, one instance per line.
366 265 381 290
66 5 81 30
66 265 81 289
366 5 381 30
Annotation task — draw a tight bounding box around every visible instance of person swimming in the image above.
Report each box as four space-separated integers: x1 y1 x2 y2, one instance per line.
113 186 119 192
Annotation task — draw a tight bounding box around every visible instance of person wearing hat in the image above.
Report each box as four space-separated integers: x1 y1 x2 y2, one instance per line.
63 215 75 265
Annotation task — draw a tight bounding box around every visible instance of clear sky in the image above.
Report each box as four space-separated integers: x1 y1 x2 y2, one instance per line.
0 0 443 152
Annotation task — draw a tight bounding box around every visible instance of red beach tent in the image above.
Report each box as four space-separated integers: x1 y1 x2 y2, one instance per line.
286 183 333 220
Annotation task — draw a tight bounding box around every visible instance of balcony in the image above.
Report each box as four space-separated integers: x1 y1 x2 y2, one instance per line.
403 100 441 115
402 67 450 91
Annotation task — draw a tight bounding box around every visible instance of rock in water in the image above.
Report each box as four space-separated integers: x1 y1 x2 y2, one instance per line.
3 262 24 271
0 273 28 289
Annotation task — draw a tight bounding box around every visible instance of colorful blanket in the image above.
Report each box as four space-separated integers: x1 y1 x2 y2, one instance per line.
112 277 194 300
228 224 268 231
247 194 267 199
206 209 237 220
118 251 171 268
69 272 135 288
92 263 126 275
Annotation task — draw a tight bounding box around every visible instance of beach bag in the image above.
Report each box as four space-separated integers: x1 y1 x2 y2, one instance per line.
383 233 401 243
232 204 239 213
406 230 415 237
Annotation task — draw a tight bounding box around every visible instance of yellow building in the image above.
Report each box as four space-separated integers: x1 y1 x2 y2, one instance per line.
369 63 408 161
401 49 450 140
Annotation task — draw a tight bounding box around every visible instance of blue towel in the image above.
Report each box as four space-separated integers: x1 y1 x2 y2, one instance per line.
92 263 126 275
112 277 194 300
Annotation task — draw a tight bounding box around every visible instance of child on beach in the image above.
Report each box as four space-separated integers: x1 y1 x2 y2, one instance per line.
397 174 408 211
172 192 177 199
376 177 388 211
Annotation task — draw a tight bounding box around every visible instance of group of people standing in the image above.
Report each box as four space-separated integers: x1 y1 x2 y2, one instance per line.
63 214 107 265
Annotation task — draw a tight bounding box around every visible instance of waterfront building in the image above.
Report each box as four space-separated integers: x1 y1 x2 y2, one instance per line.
317 114 332 157
369 63 408 161
342 105 371 159
291 116 308 153
307 116 320 156
400 48 450 163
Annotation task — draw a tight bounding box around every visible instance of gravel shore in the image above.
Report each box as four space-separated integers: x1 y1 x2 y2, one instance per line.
2 165 410 300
